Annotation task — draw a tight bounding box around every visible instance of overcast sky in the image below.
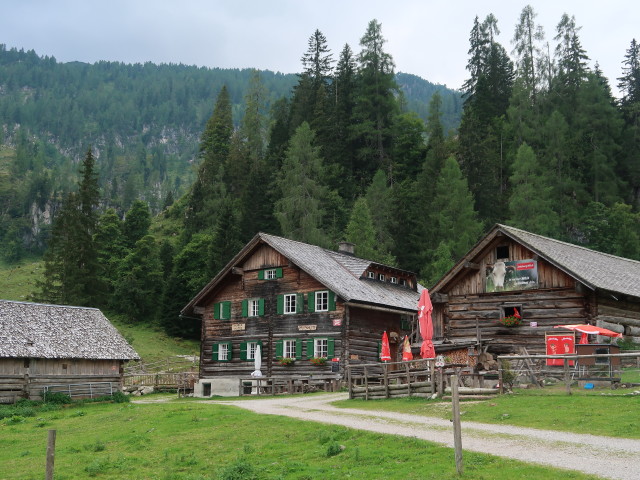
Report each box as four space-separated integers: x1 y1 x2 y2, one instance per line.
1 1 637 95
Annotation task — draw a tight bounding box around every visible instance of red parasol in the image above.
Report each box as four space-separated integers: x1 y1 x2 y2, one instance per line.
402 335 413 361
380 331 391 362
554 324 623 338
418 289 435 358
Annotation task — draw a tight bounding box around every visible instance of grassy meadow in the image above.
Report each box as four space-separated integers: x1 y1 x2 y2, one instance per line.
0 397 604 480
335 385 640 438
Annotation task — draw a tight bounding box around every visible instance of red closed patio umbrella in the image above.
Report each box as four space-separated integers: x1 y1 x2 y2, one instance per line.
402 335 413 361
418 289 436 359
380 331 392 362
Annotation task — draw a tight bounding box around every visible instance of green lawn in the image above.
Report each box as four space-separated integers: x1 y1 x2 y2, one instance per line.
0 257 44 302
333 385 640 438
0 398 602 480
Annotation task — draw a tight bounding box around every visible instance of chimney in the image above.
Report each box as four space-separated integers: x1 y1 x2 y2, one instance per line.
338 241 355 256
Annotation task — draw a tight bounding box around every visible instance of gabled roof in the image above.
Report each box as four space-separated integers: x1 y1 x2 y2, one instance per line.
0 300 140 360
432 224 640 299
183 233 420 315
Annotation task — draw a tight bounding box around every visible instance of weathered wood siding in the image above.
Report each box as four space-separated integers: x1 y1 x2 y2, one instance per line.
200 260 344 377
442 238 590 354
0 358 124 402
346 307 412 367
596 296 640 342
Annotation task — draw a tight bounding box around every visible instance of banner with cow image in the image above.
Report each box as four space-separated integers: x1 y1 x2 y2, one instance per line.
485 259 538 292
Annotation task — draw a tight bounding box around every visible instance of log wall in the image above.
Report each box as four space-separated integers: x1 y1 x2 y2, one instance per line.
200 262 344 378
0 358 124 403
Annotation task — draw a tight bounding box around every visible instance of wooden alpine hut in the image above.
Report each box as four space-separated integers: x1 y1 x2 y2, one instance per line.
181 233 421 396
429 224 640 355
0 300 139 402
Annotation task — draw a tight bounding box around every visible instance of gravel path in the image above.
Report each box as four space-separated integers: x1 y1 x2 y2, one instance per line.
207 393 640 480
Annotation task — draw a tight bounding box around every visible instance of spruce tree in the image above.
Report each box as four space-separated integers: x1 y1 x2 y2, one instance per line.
274 122 329 246
507 143 559 236
344 196 395 265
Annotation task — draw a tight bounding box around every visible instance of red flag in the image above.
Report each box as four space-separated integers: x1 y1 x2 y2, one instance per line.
418 289 435 359
380 331 391 361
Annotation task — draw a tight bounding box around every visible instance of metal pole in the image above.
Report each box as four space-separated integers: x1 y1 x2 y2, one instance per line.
451 375 464 475
45 429 56 480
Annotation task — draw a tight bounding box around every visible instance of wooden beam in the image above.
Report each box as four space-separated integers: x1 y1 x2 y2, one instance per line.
231 267 244 275
463 261 480 270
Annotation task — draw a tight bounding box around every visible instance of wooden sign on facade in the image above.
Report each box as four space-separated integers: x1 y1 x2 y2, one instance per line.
298 325 317 331
231 323 246 331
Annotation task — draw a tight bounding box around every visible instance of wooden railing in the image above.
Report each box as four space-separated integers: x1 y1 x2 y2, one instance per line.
238 375 340 396
346 359 435 400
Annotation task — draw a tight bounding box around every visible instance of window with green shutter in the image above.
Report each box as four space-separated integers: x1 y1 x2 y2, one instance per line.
306 338 335 358
240 340 263 361
243 299 265 317
212 342 232 362
260 268 283 280
277 339 302 359
308 290 336 313
213 301 232 320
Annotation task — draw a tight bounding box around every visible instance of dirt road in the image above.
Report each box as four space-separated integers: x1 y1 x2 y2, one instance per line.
209 393 640 480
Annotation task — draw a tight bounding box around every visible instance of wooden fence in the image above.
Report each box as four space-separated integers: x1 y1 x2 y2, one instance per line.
238 375 340 396
346 359 436 400
123 372 198 390
498 351 640 395
43 382 116 400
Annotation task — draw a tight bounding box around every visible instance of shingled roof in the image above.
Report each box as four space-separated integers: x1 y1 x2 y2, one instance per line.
433 224 640 299
183 232 421 315
0 300 140 360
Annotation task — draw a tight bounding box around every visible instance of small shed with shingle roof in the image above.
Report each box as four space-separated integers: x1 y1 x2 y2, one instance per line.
182 233 421 395
0 300 139 402
429 224 640 355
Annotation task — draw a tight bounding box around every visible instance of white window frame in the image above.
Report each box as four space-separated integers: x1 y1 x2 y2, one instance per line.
284 293 297 314
400 278 407 286
218 343 229 361
265 269 277 279
283 339 296 358
315 291 329 312
368 271 375 279
378 273 385 281
248 299 260 317
314 338 329 358
247 341 257 360
390 276 398 284
217 301 229 320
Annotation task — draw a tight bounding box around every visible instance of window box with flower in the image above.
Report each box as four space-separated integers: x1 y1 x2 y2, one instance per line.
309 357 327 366
278 357 295 366
498 307 522 327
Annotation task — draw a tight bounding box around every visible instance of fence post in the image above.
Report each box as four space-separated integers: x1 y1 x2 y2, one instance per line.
451 375 464 475
564 358 572 395
498 361 504 394
45 429 56 480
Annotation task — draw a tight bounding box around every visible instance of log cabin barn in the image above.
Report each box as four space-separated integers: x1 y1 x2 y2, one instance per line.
181 233 421 396
0 300 139 403
430 224 640 355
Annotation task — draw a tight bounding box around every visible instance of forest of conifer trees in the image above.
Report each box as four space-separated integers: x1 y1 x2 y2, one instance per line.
3 7 640 338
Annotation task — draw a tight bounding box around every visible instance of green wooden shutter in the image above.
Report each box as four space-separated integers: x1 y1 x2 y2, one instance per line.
212 343 219 360
241 300 248 317
258 298 265 316
306 339 314 358
277 295 284 314
328 291 336 311
222 301 231 320
275 340 283 358
240 341 248 361
258 270 264 280
295 339 303 359
213 303 220 320
308 291 316 313
276 267 283 278
296 293 304 313
327 338 335 357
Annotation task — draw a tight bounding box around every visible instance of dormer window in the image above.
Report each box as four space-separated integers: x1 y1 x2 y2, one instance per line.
400 279 407 286
368 271 375 279
259 268 283 280
390 276 398 284
378 274 385 281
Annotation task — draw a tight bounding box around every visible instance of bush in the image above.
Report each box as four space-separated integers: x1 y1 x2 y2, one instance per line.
217 458 259 480
43 392 72 404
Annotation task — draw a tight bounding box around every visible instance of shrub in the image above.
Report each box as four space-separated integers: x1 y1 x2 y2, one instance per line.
217 458 258 480
43 392 72 404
